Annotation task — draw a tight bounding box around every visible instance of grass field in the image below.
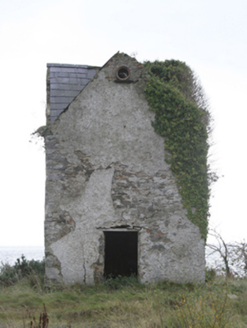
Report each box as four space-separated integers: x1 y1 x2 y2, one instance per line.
0 260 247 327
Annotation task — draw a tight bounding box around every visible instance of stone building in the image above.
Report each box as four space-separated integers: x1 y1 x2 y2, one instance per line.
44 52 205 285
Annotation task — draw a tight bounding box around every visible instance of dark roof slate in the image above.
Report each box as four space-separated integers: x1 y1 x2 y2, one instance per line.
47 63 100 123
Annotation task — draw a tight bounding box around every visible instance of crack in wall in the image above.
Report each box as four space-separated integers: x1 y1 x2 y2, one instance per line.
83 258 86 284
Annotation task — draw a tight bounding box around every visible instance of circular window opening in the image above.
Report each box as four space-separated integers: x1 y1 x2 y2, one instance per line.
116 66 130 81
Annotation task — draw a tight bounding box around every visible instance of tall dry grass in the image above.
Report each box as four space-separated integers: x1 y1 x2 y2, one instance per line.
0 261 247 327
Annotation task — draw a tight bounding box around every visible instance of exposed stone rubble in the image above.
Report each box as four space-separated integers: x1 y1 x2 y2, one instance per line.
44 53 205 285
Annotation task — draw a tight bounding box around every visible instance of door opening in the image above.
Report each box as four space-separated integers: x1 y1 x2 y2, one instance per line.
104 231 138 279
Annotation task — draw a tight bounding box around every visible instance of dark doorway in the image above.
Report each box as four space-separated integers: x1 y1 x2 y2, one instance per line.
104 231 138 279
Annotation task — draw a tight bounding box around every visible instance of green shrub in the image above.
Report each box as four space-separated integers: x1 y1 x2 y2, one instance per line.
0 255 45 287
205 267 217 282
0 262 18 286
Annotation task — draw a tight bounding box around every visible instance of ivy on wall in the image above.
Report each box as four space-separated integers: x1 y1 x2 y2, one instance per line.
144 60 210 240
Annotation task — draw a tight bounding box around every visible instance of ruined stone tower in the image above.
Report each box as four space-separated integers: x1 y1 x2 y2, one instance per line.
44 52 205 285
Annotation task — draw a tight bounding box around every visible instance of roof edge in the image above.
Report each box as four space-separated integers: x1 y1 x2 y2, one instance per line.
47 63 101 69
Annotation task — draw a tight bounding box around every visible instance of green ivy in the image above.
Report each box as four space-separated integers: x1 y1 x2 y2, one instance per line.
144 60 209 240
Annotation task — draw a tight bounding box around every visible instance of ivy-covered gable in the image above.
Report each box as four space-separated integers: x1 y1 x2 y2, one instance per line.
144 60 210 239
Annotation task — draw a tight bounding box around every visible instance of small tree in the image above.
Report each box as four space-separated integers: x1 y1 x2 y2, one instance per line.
229 240 247 277
207 229 232 277
207 229 247 277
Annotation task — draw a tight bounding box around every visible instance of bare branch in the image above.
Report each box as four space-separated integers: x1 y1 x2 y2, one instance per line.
206 229 247 277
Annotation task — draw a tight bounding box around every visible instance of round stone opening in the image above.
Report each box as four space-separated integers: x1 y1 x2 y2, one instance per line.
116 66 130 81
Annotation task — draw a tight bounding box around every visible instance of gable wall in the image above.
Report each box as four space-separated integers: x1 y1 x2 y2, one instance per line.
45 54 205 285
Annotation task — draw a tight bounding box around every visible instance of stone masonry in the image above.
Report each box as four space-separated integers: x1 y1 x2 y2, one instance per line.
44 53 205 285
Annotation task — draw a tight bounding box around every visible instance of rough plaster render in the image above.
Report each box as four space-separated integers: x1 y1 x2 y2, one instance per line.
44 53 205 285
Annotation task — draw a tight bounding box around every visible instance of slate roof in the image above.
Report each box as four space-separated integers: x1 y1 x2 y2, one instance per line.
46 63 100 123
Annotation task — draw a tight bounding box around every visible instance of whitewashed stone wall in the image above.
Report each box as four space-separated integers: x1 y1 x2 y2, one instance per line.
45 53 205 285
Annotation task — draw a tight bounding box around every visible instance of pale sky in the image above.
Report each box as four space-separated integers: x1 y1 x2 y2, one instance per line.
0 0 246 246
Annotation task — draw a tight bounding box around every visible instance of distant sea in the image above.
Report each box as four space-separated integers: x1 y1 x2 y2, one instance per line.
0 246 44 266
0 246 222 273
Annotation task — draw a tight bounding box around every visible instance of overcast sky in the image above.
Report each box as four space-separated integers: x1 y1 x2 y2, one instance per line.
0 0 246 246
